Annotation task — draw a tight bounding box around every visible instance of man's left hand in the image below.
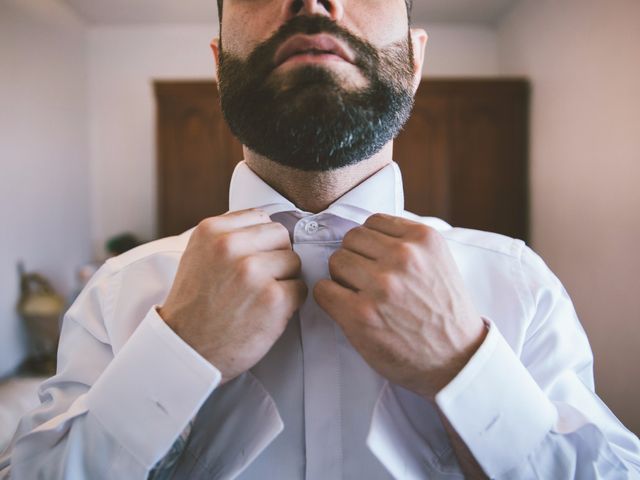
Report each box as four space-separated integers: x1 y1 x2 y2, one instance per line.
314 213 487 400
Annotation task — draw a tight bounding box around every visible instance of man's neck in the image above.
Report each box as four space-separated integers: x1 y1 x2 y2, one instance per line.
244 143 394 213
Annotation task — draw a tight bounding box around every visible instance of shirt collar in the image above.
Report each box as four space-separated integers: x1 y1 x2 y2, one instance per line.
228 161 404 225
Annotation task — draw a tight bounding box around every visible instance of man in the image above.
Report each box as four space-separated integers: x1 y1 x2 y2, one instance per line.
2 0 639 478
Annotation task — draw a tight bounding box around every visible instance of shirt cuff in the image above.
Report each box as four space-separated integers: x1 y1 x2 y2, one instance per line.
87 306 221 469
435 319 558 477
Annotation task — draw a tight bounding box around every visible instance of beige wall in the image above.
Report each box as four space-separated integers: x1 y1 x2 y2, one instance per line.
499 0 640 434
0 0 92 376
416 23 499 77
88 25 217 257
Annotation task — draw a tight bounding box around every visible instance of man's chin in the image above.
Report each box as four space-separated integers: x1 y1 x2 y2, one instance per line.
278 84 342 109
268 64 369 94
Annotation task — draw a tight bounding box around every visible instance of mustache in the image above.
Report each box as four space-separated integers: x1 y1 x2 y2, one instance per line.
220 15 380 75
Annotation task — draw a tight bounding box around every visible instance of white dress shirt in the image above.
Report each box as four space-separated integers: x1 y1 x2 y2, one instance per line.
1 161 639 479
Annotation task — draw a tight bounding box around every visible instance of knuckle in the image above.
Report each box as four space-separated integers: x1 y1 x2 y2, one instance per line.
197 217 221 235
364 213 384 228
212 232 236 258
376 272 400 299
272 221 289 236
342 227 360 247
394 242 417 268
354 300 376 324
279 228 293 247
236 255 260 281
412 223 435 243
261 283 284 309
369 213 385 222
268 222 292 247
249 208 269 220
312 279 326 298
327 250 341 270
290 253 303 273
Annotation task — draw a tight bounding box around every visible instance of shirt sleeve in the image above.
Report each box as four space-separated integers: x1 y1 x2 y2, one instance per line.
434 245 640 478
0 261 221 480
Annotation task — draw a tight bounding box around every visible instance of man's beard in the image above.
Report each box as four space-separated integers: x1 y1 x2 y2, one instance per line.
218 15 416 172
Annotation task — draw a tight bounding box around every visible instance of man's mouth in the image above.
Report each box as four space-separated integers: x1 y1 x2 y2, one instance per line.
273 33 356 68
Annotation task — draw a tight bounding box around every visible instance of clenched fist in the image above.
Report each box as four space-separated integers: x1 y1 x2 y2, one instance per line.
159 209 307 384
314 213 486 400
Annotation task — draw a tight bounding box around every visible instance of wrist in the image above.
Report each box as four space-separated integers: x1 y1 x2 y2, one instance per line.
157 303 188 339
156 304 174 327
422 318 488 401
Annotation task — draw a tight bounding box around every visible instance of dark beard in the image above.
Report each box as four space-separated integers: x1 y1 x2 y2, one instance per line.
218 15 416 172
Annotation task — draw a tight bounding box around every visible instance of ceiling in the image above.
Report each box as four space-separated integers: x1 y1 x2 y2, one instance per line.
60 0 519 26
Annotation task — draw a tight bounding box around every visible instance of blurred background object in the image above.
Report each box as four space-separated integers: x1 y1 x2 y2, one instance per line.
106 232 143 256
74 263 99 298
16 262 65 376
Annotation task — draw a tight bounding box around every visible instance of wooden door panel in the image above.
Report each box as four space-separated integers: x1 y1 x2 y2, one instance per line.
156 82 242 237
450 82 529 239
394 95 452 219
396 79 529 240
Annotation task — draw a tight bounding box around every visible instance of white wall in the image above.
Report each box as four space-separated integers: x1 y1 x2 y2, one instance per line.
87 23 499 256
88 25 218 257
417 23 499 77
499 0 640 434
0 0 92 376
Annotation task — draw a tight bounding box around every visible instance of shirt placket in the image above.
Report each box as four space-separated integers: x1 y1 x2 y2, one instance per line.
293 217 343 480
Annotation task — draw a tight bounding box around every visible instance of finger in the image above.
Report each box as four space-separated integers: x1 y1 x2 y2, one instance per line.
342 226 399 260
278 278 309 312
201 208 271 235
328 248 376 292
231 222 291 253
256 250 302 280
313 279 359 326
363 213 415 238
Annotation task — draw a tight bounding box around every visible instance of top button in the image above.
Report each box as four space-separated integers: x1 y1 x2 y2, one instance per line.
304 221 319 234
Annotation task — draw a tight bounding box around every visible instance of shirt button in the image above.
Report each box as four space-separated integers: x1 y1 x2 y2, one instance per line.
305 221 319 234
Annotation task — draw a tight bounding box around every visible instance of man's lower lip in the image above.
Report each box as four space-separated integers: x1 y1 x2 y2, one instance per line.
277 53 350 67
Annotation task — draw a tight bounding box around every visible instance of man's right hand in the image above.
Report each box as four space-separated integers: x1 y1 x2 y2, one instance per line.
158 209 307 384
